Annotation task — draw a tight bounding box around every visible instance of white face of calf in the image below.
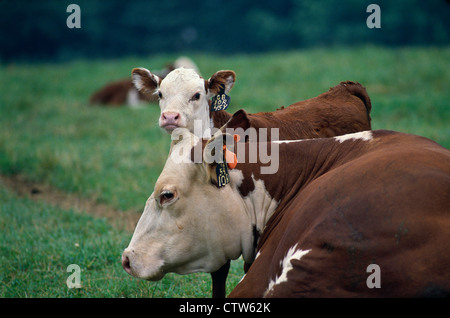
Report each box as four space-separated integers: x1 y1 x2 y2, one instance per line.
122 130 251 281
132 67 235 137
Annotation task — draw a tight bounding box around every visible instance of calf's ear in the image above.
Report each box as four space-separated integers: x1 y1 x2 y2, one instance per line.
131 68 161 95
206 70 236 96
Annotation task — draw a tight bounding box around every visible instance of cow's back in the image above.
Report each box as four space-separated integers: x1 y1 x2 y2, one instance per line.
90 79 155 106
230 132 450 297
286 81 372 137
213 81 372 140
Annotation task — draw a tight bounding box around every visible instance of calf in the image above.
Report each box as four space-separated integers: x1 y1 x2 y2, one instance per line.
131 67 372 138
122 112 450 297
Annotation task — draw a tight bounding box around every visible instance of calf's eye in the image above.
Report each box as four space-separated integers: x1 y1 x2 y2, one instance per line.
190 92 201 101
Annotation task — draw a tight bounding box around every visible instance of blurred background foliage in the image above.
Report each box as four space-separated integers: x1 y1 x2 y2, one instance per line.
0 0 448 63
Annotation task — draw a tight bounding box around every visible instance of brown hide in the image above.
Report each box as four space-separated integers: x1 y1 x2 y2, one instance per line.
89 78 156 106
208 82 372 297
213 81 372 140
228 131 450 297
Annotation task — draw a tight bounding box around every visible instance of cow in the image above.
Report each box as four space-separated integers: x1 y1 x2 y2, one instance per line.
89 57 200 107
89 78 152 107
131 67 372 139
121 111 450 297
131 66 373 297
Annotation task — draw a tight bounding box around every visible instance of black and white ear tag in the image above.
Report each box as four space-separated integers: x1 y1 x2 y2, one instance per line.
216 162 230 188
211 85 230 112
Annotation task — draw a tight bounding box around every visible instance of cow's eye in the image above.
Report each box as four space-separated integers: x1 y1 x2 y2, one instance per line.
159 190 177 206
190 92 201 101
158 91 163 99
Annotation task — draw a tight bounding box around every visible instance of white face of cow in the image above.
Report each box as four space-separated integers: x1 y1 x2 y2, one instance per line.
122 130 253 281
132 67 235 137
158 68 208 134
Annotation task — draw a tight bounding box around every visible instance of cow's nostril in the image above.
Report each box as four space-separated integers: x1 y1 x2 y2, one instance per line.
122 254 131 272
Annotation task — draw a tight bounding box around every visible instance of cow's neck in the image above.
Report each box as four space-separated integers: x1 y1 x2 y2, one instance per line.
211 110 232 129
199 110 233 138
234 137 365 261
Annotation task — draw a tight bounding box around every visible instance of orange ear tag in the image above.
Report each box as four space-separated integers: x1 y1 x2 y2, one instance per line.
223 134 240 169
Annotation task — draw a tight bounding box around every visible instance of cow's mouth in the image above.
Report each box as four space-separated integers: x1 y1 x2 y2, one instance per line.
162 124 180 132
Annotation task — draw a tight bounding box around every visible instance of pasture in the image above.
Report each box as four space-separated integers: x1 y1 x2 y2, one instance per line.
0 46 449 297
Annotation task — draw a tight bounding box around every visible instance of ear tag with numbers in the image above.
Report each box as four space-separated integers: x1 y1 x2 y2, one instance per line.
211 84 230 112
216 162 230 188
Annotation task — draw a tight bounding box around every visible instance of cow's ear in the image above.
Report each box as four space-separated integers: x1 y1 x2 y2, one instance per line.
131 68 161 95
206 70 236 96
203 132 224 186
226 109 251 131
225 109 251 142
203 130 239 186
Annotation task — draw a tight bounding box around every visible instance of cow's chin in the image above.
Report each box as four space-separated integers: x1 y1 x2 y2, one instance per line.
130 264 165 282
143 269 165 281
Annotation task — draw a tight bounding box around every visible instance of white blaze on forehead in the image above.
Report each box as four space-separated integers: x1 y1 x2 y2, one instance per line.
334 130 373 143
264 244 311 296
160 67 204 95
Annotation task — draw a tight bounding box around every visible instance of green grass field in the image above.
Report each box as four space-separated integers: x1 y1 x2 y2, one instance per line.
0 46 449 297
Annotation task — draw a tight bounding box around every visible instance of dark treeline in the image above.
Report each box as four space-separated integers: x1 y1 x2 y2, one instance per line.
0 0 448 62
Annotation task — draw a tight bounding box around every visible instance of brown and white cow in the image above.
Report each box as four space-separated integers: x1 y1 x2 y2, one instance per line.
131 67 373 297
131 67 372 138
122 112 450 297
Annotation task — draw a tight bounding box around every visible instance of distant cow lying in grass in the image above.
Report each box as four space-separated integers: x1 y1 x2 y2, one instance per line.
131 67 372 138
89 57 200 107
122 114 450 297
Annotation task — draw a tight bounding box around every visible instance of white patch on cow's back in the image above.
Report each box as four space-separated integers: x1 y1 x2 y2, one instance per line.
272 139 307 144
264 244 311 297
334 130 373 143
